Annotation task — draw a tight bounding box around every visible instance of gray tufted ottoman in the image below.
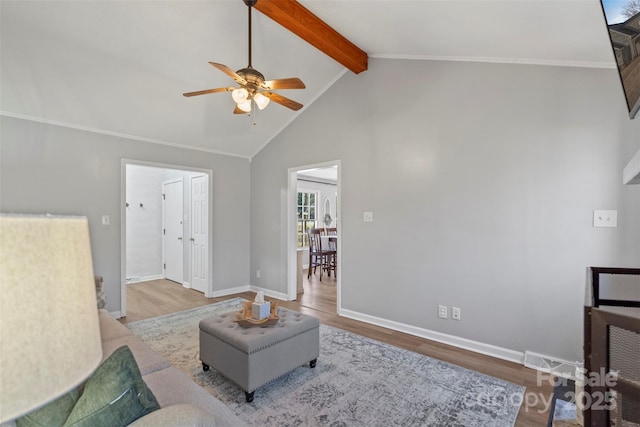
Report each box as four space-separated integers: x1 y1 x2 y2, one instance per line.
199 306 320 402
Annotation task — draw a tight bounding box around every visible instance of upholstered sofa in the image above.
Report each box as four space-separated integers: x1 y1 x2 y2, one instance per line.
2 310 246 427
97 309 246 426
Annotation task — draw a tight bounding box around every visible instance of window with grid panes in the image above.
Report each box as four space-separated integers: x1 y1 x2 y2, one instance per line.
297 191 317 247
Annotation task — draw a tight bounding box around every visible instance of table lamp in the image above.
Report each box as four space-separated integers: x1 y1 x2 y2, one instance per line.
0 215 103 423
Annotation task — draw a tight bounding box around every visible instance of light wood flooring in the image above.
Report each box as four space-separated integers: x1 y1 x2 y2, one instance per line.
122 273 554 427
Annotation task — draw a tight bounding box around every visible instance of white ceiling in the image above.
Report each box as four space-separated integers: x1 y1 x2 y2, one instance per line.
1 0 616 159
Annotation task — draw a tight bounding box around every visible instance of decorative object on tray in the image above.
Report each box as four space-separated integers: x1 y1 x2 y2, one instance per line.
237 298 279 327
251 291 270 320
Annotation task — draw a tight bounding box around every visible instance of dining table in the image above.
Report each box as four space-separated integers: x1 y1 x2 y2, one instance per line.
320 235 338 251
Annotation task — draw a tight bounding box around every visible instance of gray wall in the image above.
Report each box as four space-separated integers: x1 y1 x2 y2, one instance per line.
0 116 251 313
126 164 164 281
250 58 640 361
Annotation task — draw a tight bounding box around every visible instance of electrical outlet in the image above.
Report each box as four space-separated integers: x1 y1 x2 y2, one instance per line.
452 307 461 321
256 270 260 279
438 305 448 319
593 210 617 228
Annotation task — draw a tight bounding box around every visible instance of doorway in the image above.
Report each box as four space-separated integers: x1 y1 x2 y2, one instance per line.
287 161 341 313
121 160 212 317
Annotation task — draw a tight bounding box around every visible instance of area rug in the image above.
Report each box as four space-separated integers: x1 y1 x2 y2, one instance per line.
127 299 525 426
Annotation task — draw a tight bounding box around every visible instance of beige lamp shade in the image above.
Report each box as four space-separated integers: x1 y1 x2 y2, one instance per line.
0 215 103 423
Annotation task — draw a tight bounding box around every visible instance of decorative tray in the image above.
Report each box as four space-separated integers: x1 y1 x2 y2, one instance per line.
236 300 279 328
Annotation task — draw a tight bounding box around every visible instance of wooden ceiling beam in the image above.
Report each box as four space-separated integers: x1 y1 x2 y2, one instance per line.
254 0 368 74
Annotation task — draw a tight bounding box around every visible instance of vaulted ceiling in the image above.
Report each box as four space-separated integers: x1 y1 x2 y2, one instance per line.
1 0 616 159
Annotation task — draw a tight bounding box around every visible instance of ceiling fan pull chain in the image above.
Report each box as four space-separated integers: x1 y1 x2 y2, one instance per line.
253 101 257 126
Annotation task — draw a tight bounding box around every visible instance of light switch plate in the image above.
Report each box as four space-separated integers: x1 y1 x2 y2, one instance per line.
363 211 373 222
438 305 447 319
593 210 617 228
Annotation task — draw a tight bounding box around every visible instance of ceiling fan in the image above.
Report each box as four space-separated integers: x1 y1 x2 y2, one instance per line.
183 0 305 114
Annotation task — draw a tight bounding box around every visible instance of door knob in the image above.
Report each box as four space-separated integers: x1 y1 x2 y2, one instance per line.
190 237 195 242
178 237 183 241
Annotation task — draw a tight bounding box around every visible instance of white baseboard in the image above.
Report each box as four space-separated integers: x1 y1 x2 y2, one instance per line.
250 285 290 301
341 309 581 378
109 310 123 319
339 308 524 365
209 285 250 298
126 274 163 284
182 281 191 289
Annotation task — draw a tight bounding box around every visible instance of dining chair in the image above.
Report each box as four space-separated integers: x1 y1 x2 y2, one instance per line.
308 228 335 281
326 235 337 276
319 228 337 279
307 229 322 280
324 228 338 274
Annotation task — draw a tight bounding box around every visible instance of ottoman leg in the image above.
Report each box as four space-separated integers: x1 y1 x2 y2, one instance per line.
310 358 317 368
202 363 210 372
245 391 255 403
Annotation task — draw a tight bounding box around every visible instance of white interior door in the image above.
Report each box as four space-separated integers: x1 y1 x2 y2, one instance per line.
163 180 183 284
190 175 208 294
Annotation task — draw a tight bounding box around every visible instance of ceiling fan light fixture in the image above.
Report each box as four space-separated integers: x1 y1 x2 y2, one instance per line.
254 92 270 110
231 88 249 104
237 99 252 113
182 0 304 117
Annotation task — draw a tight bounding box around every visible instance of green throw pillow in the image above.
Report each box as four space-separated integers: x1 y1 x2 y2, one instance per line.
63 345 160 427
15 388 81 427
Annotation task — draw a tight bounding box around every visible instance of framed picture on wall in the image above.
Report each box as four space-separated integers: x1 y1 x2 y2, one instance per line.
598 1 640 119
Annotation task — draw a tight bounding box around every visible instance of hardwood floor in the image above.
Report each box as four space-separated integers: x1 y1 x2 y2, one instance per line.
121 274 553 426
298 267 337 314
123 279 217 322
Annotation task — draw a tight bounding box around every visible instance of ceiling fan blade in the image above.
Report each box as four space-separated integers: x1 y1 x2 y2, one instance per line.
234 105 249 114
263 92 303 111
182 87 232 97
209 62 247 85
261 77 306 90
